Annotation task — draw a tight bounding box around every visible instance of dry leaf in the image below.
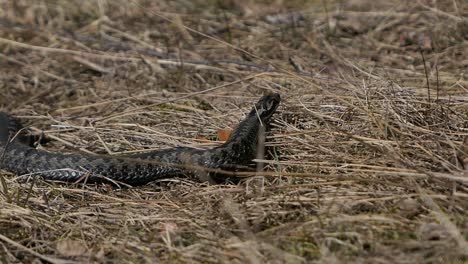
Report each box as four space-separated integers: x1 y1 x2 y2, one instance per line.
217 129 232 142
56 239 87 257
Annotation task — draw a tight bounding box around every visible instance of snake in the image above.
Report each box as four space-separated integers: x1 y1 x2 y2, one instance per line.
0 93 280 185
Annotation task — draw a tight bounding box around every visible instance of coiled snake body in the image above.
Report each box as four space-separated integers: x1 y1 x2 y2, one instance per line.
0 94 280 185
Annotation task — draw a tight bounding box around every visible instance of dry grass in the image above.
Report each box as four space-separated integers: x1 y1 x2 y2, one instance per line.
0 0 467 263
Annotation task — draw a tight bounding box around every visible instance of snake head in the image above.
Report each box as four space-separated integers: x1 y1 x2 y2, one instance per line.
251 93 281 122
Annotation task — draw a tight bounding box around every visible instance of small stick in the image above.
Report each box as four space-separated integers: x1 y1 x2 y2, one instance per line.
0 234 67 264
420 50 431 103
436 64 440 102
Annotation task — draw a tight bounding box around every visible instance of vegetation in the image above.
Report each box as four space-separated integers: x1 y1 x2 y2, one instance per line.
0 0 467 263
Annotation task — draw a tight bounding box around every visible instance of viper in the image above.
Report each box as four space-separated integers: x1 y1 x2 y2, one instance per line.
0 93 280 185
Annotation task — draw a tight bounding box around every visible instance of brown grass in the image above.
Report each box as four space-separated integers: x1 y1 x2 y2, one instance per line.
0 0 467 263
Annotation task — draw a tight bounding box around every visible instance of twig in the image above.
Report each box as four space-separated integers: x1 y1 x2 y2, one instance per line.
0 234 69 264
420 50 431 103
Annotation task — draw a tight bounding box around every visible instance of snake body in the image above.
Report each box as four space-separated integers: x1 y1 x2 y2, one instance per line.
0 94 280 185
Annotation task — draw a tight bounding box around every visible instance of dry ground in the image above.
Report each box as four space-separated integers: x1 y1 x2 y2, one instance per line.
0 0 467 263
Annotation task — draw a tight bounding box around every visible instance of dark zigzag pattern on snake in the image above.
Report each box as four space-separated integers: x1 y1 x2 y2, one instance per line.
0 93 280 185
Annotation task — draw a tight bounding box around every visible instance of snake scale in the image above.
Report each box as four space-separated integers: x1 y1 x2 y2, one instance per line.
0 93 280 185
